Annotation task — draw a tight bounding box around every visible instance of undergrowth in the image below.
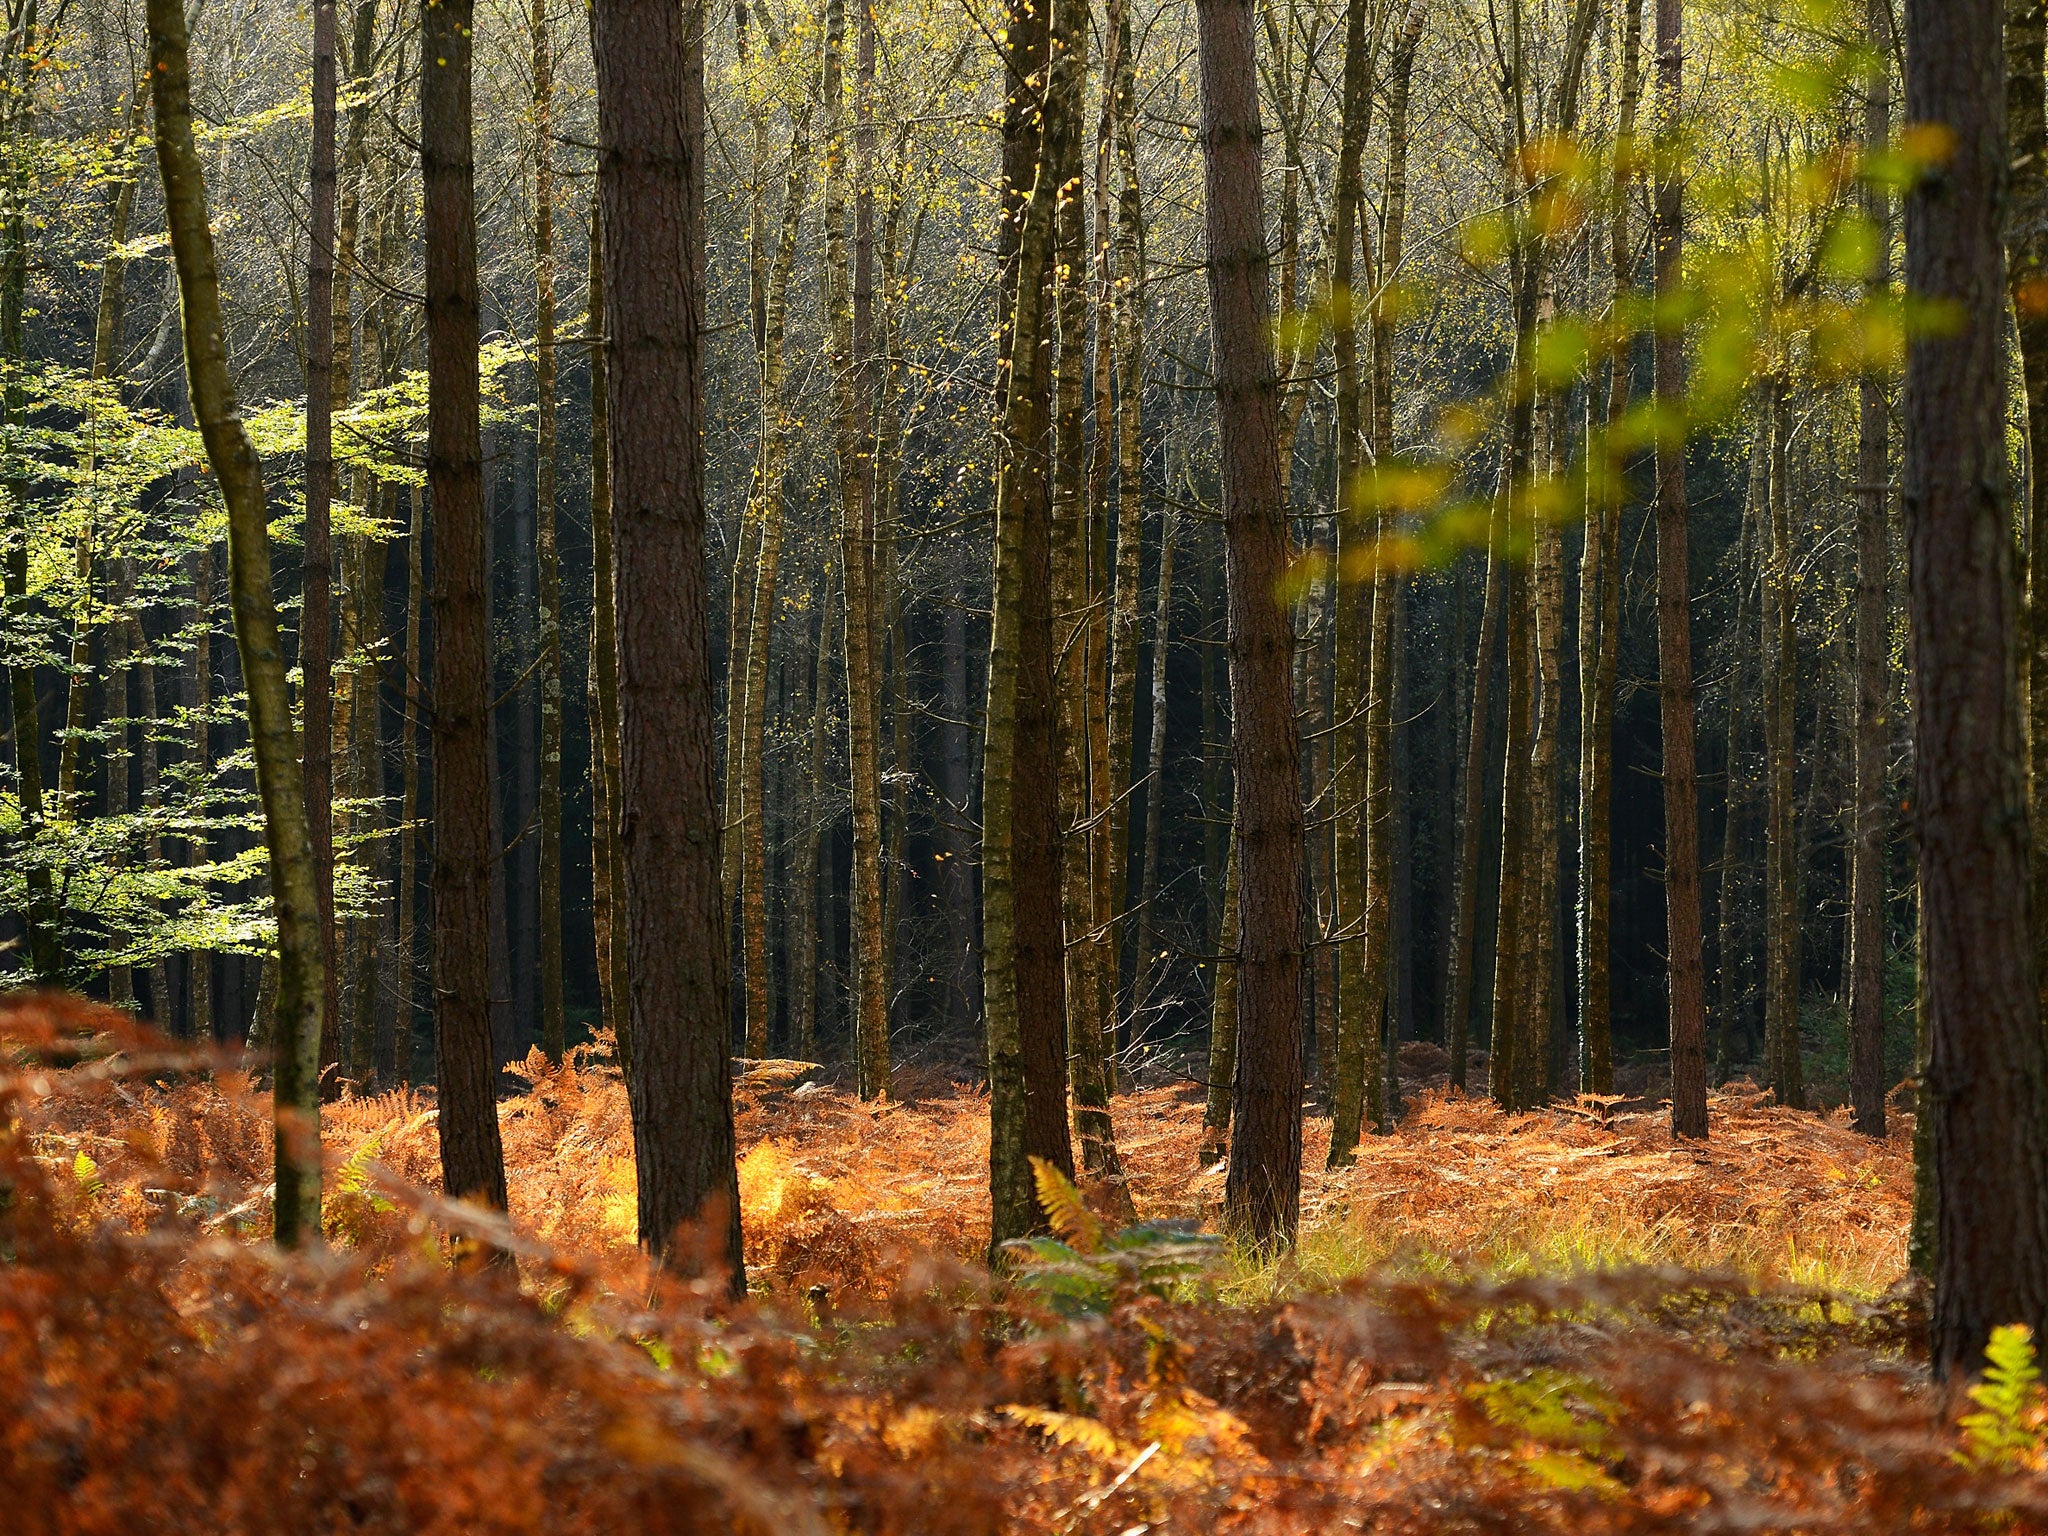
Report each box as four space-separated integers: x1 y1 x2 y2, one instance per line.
4 992 2041 1533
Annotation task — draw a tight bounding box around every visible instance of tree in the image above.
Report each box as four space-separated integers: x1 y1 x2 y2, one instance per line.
591 0 744 1286
532 0 564 1065
1906 0 2048 1378
1579 0 1644 1098
1196 0 1305 1246
306 0 340 1079
1848 0 1890 1139
985 0 1079 1253
1654 0 1707 1140
586 197 628 1066
423 0 509 1213
144 0 325 1246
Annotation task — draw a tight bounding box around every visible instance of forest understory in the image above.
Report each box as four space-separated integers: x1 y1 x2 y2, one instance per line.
9 992 2040 1534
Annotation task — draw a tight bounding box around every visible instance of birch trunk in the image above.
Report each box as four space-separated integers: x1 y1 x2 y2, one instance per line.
145 0 326 1244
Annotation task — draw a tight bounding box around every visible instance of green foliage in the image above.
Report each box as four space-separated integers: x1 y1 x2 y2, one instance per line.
1001 1158 1223 1316
1959 1325 2047 1471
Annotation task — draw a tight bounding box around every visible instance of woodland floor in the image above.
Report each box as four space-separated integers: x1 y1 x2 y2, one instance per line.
3 994 2043 1533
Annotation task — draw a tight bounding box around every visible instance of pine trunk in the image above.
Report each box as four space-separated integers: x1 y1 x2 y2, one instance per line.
1849 0 1891 1136
1198 0 1305 1245
423 0 509 1212
1655 0 1708 1139
592 0 744 1283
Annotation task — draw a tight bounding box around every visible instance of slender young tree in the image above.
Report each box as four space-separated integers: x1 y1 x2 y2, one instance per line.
735 81 814 1060
1762 376 1802 1108
532 0 564 1064
823 0 889 1099
186 548 212 1039
1654 0 1708 1139
1192 828 1240 1167
1908 0 2048 1378
592 0 744 1285
1848 0 1890 1138
586 198 628 1064
985 0 1079 1254
1325 0 1377 1161
396 481 423 1083
1046 0 1123 1196
1579 0 1644 1097
423 0 509 1213
306 0 340 1078
1197 0 1305 1246
0 11 57 984
145 0 325 1245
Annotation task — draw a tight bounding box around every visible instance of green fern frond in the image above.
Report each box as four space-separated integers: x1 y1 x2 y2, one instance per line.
1960 1324 2047 1469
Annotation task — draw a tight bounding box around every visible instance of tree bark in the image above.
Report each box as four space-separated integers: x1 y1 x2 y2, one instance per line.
1198 831 1240 1166
145 0 326 1245
735 89 813 1060
423 0 509 1213
585 197 628 1069
187 548 213 1039
1046 0 1123 1197
1763 375 1802 1108
791 565 836 1061
1326 0 1376 1160
592 0 743 1285
1908 0 2048 1377
1578 0 1642 1097
985 0 1078 1254
1655 0 1708 1139
0 19 57 984
306 0 340 1081
531 0 564 1064
1197 0 1305 1245
396 483 422 1082
1849 0 1891 1137
823 0 889 1098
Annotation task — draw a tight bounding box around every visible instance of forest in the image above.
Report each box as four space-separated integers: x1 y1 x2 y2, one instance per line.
3 0 2048 1523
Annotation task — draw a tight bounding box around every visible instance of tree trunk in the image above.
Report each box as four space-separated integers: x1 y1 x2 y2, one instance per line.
1131 500 1176 1023
396 483 422 1082
1577 0 1641 1098
1100 0 1145 1045
735 93 813 1061
1655 0 1708 1139
586 197 628 1068
145 0 325 1244
1849 0 1891 1137
90 105 142 999
1447 540 1502 1091
1763 376 1803 1108
1197 0 1305 1246
985 0 1078 1254
1909 0 2048 1375
530 0 563 1064
592 0 743 1285
1717 414 1764 1079
0 37 56 983
1198 831 1239 1164
1046 0 1122 1197
791 565 836 1061
187 549 213 1039
1326 0 1376 1161
1362 1 1424 1125
306 0 340 1081
423 0 509 1213
822 0 889 1099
